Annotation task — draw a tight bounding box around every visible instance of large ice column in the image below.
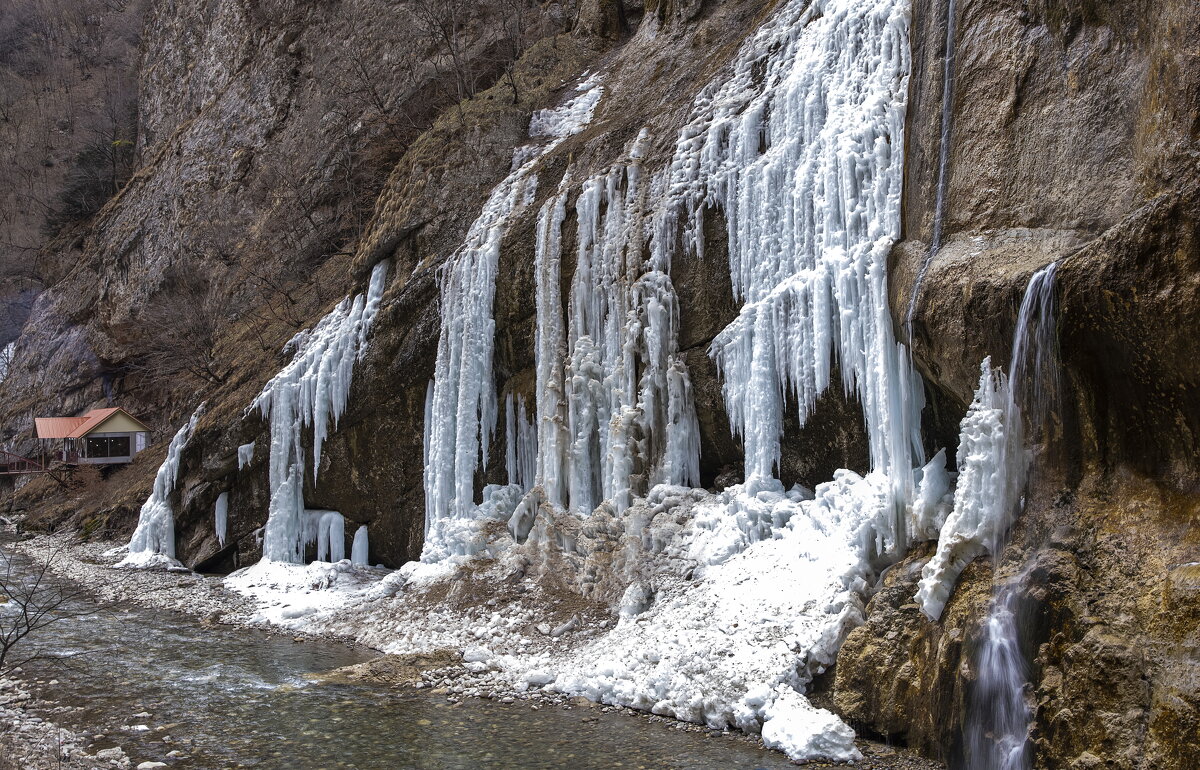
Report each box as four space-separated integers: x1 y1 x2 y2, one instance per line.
504 393 537 492
253 260 389 563
533 191 571 509
915 358 1023 619
214 492 229 548
530 135 700 519
351 525 370 566
659 0 919 513
120 404 205 566
422 78 603 559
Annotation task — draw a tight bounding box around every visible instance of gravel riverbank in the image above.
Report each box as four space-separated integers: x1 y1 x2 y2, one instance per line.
3 531 944 768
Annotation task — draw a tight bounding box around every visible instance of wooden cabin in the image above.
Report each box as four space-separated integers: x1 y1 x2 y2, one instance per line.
34 407 151 465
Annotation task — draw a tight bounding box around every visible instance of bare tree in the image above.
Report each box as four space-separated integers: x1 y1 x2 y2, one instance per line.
127 265 227 387
0 542 95 675
411 0 477 107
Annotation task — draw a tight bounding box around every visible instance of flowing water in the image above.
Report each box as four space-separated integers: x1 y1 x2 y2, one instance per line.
905 0 961 335
964 262 1060 769
4 549 796 770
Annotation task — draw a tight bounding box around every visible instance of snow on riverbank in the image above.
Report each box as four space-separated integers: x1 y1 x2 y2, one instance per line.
9 535 250 624
4 528 946 768
215 476 909 763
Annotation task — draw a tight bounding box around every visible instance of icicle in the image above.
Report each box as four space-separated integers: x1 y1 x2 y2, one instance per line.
253 261 389 563
915 358 1022 620
120 404 205 566
214 492 229 548
237 441 255 470
351 525 369 566
313 511 345 562
505 393 537 491
422 77 603 559
655 0 917 512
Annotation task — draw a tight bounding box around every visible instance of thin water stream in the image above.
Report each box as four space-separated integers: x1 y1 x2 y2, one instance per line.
963 262 1060 769
5 547 796 769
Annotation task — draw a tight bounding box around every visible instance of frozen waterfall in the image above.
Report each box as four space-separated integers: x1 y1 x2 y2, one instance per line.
531 131 701 519
408 0 941 759
421 76 603 560
665 0 923 526
119 404 205 568
252 260 389 563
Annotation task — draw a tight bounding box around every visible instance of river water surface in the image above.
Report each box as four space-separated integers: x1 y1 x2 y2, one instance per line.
9 548 794 770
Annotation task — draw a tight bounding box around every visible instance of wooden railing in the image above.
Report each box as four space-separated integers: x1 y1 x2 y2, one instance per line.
0 450 47 475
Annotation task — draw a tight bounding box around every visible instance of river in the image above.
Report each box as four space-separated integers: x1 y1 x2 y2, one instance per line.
5 546 795 769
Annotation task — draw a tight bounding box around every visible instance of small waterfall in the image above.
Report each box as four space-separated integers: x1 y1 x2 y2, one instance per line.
965 261 1060 770
905 0 961 335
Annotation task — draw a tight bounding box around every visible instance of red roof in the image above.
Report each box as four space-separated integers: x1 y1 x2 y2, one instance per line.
34 408 148 439
34 416 89 439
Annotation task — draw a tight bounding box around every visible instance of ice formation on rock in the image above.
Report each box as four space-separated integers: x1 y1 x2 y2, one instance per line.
351 525 369 566
504 393 536 492
0 341 14 384
408 0 918 759
915 358 1022 619
237 441 255 470
252 260 389 563
314 511 345 563
422 77 603 558
917 262 1059 621
666 0 921 518
119 405 205 567
531 132 701 519
966 263 1058 770
214 492 229 548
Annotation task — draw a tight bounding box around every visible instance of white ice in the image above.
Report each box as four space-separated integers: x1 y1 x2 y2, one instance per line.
313 510 346 563
915 358 1023 620
351 525 369 566
214 492 229 548
252 260 389 563
117 405 205 568
407 0 923 760
237 441 255 470
422 77 604 559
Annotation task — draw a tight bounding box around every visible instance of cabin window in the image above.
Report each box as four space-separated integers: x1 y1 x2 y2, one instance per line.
86 436 131 458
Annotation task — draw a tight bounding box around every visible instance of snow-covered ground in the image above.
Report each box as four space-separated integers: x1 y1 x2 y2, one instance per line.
5 519 954 768
106 474 944 762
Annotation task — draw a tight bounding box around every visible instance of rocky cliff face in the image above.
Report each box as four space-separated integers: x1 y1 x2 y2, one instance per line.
1 0 1197 766
834 0 1200 765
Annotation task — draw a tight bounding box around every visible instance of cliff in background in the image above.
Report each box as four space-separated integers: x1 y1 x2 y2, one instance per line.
0 0 1197 767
